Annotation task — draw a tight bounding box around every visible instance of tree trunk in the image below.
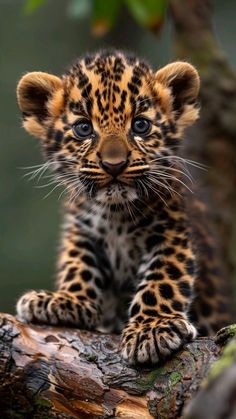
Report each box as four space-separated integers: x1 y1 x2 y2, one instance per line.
0 313 234 419
170 0 236 303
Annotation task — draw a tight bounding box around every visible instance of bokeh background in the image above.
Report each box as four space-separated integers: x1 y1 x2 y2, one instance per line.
1 0 236 313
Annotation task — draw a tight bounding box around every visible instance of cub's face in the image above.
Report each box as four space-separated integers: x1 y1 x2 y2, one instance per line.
17 51 199 206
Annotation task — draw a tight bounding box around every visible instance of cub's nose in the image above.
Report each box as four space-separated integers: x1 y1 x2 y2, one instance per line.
101 160 128 177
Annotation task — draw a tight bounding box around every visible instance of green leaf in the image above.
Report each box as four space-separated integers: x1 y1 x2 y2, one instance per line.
68 0 91 19
124 0 168 32
24 0 47 13
91 0 121 36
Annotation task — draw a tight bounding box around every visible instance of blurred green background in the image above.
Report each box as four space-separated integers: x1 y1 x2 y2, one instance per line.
1 0 236 313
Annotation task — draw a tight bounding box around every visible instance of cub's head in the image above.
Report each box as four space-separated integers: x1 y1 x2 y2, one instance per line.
17 50 199 206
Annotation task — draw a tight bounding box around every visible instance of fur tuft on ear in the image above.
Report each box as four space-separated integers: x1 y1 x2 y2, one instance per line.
155 62 200 130
17 72 64 138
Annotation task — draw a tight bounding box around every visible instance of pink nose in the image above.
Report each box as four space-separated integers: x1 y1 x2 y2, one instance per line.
101 160 128 177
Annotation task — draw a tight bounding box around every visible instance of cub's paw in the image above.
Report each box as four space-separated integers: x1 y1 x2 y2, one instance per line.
120 316 197 365
16 290 100 329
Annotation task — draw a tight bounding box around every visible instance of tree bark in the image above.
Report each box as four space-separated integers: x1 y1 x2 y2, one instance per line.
170 0 236 299
183 325 236 419
0 313 231 419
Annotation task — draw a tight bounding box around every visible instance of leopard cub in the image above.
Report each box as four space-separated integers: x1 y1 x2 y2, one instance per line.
16 50 229 364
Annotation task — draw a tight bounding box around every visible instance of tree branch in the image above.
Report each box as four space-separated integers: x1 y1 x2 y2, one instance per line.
0 313 225 419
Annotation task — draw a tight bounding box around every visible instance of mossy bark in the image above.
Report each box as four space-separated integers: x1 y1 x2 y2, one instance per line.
183 325 236 418
0 313 226 419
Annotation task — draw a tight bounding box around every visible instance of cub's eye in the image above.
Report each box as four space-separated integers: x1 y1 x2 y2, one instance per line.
72 119 93 139
132 118 151 136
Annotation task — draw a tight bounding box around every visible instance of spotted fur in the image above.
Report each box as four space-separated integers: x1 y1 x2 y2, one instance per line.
16 50 230 365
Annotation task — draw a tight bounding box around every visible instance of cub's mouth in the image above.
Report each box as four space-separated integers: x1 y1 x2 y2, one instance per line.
95 179 138 205
107 179 129 187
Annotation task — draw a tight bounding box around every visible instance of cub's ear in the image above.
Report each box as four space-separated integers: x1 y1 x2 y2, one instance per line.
17 72 63 138
155 62 200 130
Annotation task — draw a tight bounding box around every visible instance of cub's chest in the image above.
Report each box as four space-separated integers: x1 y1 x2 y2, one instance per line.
105 224 141 284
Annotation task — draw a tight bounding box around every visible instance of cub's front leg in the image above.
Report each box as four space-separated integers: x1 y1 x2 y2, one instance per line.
16 210 106 330
121 227 197 364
